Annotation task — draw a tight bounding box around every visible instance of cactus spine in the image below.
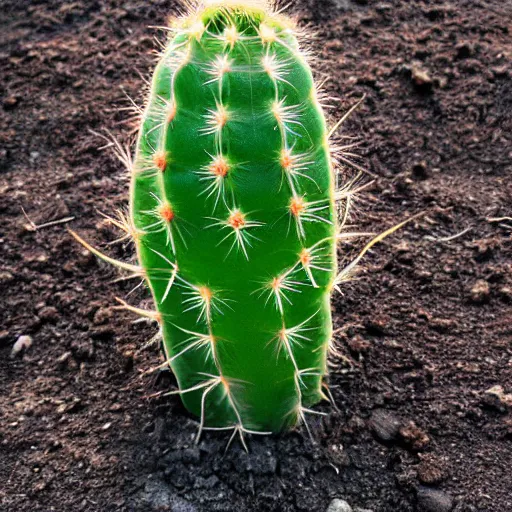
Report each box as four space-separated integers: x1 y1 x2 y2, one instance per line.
130 1 337 436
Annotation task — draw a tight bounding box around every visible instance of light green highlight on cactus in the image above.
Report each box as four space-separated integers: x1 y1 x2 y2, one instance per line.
130 3 337 434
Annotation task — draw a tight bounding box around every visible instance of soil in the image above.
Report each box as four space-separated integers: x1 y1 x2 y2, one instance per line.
1 1 511 511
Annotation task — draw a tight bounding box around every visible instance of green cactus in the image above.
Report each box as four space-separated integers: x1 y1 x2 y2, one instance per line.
127 0 337 437
73 0 391 446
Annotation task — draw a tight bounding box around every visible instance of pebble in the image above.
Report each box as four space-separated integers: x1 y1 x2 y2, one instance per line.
482 385 512 412
369 409 401 442
399 421 430 451
39 306 59 323
327 499 352 512
411 64 433 90
11 335 33 357
0 271 14 283
417 487 453 512
470 279 490 304
499 286 512 302
3 95 18 109
416 455 447 485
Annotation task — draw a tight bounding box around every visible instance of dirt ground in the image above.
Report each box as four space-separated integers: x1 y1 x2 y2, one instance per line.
1 1 511 511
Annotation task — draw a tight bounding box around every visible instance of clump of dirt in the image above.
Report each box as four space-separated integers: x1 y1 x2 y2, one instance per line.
1 1 511 511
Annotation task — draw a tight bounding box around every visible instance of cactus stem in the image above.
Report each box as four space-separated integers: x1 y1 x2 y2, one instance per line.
181 284 232 323
112 1 344 436
222 24 240 49
169 325 217 363
202 103 230 135
256 270 302 314
152 150 168 172
208 208 264 260
280 147 317 193
197 153 230 209
142 193 186 253
288 196 332 240
258 22 277 43
298 244 331 287
262 52 293 86
205 54 232 85
185 20 206 41
162 375 222 398
145 247 180 302
272 99 305 137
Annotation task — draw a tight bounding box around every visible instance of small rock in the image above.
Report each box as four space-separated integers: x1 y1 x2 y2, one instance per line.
327 444 351 467
56 398 82 415
0 271 14 283
39 306 59 323
327 499 353 512
499 286 512 302
11 335 33 357
482 385 512 412
369 409 401 442
416 454 447 485
3 95 19 109
411 64 433 91
57 351 72 365
492 65 510 78
56 351 77 370
417 487 453 512
399 421 430 451
429 318 454 333
470 280 490 304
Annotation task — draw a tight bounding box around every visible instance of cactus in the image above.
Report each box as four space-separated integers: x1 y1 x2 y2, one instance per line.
72 0 414 446
129 0 337 438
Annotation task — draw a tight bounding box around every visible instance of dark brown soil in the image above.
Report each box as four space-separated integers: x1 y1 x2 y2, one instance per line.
1 1 511 511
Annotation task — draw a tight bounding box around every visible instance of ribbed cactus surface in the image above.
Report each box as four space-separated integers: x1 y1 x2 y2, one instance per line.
131 1 336 434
